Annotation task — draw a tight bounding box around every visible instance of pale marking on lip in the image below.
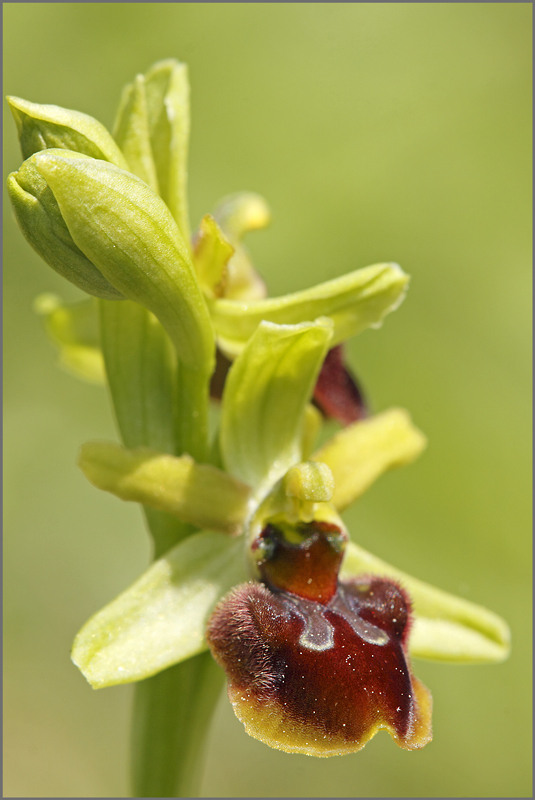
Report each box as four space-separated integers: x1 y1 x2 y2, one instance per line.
282 587 389 652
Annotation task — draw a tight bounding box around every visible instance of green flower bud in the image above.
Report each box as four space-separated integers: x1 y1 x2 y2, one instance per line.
7 151 124 300
29 149 214 373
7 95 128 168
113 59 191 242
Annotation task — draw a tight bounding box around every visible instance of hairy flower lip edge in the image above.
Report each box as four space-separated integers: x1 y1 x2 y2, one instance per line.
226 675 433 757
206 571 434 757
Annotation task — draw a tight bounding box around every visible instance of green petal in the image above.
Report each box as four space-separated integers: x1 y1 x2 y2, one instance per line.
144 59 190 243
7 95 128 168
210 263 408 357
71 531 246 688
312 408 427 510
33 150 214 374
78 441 251 535
220 319 333 498
113 74 160 192
192 215 234 297
212 192 270 301
34 294 105 384
341 542 511 663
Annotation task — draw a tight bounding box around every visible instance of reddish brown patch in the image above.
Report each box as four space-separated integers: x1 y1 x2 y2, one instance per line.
210 345 367 427
209 348 233 401
312 345 367 425
255 521 346 603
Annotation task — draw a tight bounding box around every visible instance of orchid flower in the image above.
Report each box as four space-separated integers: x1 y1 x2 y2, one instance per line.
7 58 510 794
70 315 508 754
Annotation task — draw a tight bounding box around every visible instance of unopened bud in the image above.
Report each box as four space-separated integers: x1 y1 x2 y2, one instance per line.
7 151 124 300
7 95 128 168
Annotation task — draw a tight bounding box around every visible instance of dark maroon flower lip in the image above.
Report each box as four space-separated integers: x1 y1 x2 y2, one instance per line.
207 520 432 756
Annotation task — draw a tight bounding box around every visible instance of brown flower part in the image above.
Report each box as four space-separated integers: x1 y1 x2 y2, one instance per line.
209 347 233 401
207 522 432 756
210 345 367 428
312 345 367 425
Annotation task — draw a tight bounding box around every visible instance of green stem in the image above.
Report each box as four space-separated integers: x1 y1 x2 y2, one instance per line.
175 360 211 464
100 299 191 556
100 298 220 796
131 652 224 798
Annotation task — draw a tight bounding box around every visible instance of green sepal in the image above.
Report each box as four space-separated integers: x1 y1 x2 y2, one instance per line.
113 74 160 192
78 442 251 535
71 531 246 688
341 541 511 663
210 263 408 357
7 95 128 168
32 150 215 374
192 214 234 297
212 192 269 300
34 294 105 384
7 152 124 300
143 59 191 243
312 408 427 510
220 319 333 499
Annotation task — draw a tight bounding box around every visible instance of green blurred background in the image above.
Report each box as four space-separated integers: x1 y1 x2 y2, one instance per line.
3 3 531 797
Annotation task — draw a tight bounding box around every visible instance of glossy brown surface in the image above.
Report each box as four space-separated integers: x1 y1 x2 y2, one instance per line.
255 521 345 603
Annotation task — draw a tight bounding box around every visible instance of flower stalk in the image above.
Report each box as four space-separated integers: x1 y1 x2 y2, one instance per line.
131 651 223 798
